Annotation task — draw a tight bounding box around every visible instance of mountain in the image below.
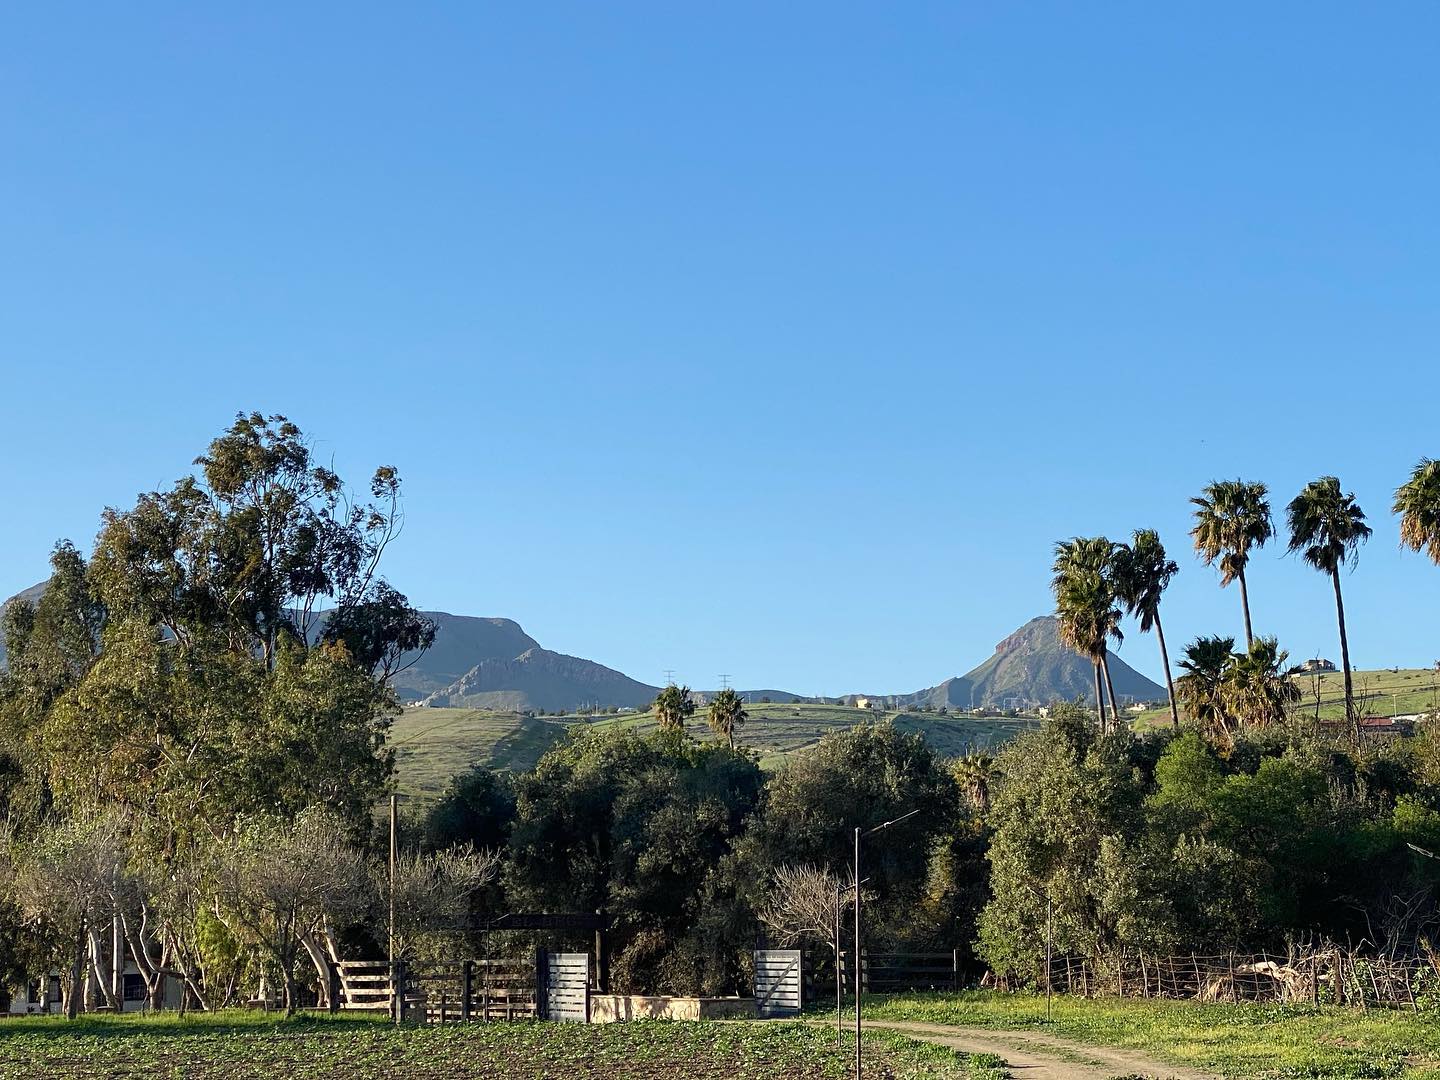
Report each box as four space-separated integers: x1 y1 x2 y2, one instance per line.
899 616 1166 710
3 576 1162 715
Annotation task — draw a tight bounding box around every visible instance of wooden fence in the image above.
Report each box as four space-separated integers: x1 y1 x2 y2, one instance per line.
836 950 966 993
334 957 537 1021
1021 948 1440 1010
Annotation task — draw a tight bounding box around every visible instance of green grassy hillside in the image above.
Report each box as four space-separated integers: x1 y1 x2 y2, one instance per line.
390 703 1036 801
1131 666 1440 729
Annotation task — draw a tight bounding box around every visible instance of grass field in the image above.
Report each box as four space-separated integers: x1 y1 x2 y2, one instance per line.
0 1012 1004 1080
1131 666 1440 730
866 990 1440 1078
390 704 1035 800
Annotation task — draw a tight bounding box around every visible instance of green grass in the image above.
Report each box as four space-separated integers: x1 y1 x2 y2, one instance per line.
391 704 1035 801
1131 666 1440 730
865 990 1440 1078
0 1011 1004 1079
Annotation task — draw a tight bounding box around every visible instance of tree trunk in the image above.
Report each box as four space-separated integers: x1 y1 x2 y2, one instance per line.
1237 566 1254 648
299 931 333 1010
1332 568 1357 744
1101 650 1121 729
1093 662 1106 732
66 921 85 1020
1154 610 1180 727
89 928 120 1012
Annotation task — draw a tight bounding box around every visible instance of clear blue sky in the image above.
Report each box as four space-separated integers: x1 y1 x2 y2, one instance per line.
3 4 1439 694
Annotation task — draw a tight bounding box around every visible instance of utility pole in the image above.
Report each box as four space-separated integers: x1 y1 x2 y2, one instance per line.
389 793 398 1023
853 808 922 1080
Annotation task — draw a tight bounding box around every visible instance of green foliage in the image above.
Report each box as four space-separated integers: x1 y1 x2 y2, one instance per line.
0 1013 989 1080
505 726 764 994
1190 479 1274 589
653 683 697 733
1395 457 1440 566
706 687 747 749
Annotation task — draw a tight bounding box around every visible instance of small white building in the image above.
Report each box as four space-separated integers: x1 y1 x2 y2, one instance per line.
8 960 182 1015
854 697 874 710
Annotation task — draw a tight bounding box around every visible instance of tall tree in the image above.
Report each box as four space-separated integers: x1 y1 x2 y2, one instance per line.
653 684 696 734
1395 458 1440 565
1052 538 1124 730
1190 480 1274 647
706 688 747 750
1286 476 1371 739
1114 530 1182 727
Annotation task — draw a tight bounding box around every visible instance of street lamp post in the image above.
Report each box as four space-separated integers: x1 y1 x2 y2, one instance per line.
853 808 921 1080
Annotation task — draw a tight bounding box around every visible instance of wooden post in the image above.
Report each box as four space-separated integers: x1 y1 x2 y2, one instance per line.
393 960 407 1024
462 961 473 1023
439 991 447 1026
328 961 341 1015
535 949 546 1021
952 948 959 991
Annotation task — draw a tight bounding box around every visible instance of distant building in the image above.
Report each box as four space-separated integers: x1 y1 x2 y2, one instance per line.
854 697 874 710
1300 658 1337 673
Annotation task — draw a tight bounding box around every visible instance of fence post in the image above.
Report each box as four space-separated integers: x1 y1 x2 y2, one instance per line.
327 961 340 1015
461 960 473 1023
393 960 407 1024
952 948 959 991
535 949 547 1021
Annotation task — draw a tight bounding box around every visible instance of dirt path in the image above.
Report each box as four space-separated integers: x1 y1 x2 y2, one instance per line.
848 1019 1214 1080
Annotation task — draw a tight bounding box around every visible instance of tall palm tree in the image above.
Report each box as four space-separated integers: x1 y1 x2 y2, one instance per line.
1286 476 1372 739
1395 458 1440 565
1114 529 1181 727
1190 480 1274 648
706 687 747 750
1053 537 1124 731
1175 635 1235 748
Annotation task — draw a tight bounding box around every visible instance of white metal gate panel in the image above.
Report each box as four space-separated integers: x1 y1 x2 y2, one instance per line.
540 952 589 1022
754 949 803 1017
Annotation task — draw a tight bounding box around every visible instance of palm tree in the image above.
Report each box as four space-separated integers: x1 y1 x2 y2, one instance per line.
1175 635 1235 748
706 687 747 750
953 752 999 814
1114 529 1181 727
1223 635 1301 731
653 683 696 734
1286 476 1372 739
1190 480 1274 647
1053 538 1124 731
1395 458 1440 565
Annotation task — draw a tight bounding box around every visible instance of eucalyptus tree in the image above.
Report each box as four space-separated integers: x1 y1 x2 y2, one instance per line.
1052 538 1124 730
706 687 747 750
1286 477 1371 737
1114 530 1181 726
1190 480 1274 647
1395 458 1440 565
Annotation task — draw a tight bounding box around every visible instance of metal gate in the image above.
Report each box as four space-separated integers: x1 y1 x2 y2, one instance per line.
537 951 589 1022
754 949 803 1017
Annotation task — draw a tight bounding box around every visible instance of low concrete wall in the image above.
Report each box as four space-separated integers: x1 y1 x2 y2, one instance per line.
589 995 757 1023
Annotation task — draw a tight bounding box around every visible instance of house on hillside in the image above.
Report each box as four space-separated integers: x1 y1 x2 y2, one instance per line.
854 697 874 710
1300 658 1337 673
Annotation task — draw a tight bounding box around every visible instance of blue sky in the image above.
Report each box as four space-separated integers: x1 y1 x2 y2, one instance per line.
3 4 1439 694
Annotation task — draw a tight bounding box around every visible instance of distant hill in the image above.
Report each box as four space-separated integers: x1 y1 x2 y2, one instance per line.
4 576 1162 716
897 616 1166 710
